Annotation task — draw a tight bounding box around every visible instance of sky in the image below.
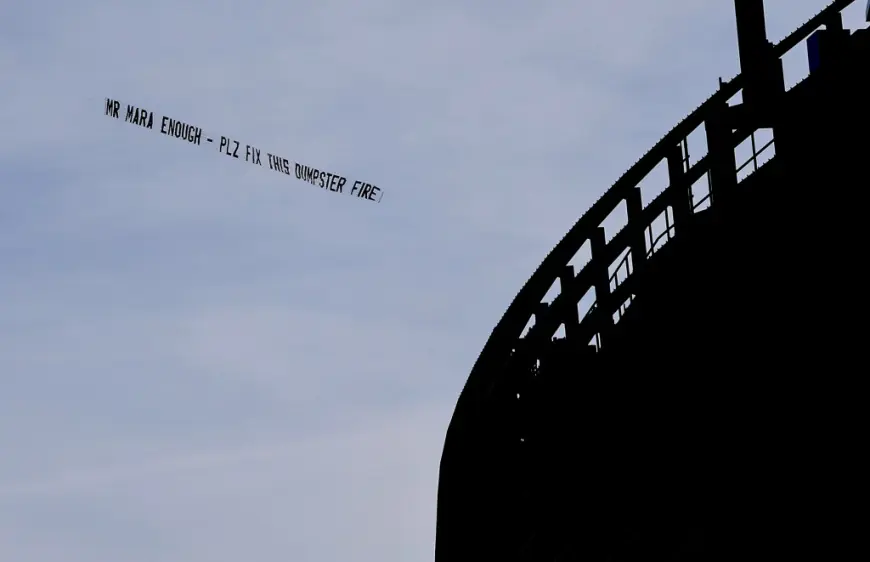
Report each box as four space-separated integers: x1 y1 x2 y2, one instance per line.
0 1 866 561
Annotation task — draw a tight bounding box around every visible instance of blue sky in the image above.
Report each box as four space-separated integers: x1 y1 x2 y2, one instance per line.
1 1 865 561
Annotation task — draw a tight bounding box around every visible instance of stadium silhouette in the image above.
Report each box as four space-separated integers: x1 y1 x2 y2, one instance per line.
435 1 869 560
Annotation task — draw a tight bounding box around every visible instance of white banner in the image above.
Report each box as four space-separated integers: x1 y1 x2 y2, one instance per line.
103 98 384 203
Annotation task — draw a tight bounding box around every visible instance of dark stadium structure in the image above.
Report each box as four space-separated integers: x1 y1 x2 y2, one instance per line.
435 1 869 561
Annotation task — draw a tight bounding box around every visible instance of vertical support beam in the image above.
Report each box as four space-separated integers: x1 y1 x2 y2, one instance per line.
626 187 647 270
533 302 549 326
705 103 738 208
590 226 613 336
559 266 580 340
666 144 693 229
807 30 825 75
533 299 558 373
808 21 852 77
734 0 770 110
826 11 844 31
733 0 784 128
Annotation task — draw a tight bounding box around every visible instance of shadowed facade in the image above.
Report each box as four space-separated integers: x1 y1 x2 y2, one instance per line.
435 1 869 560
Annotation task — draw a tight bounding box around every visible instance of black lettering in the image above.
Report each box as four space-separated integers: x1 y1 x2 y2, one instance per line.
219 136 228 152
231 140 239 158
329 174 338 192
158 117 200 144
336 177 347 193
245 145 252 162
316 171 324 188
295 163 303 178
369 185 380 201
268 153 284 174
282 158 290 175
254 148 260 165
130 107 153 128
359 183 372 198
351 180 361 195
306 167 315 183
105 98 120 118
125 105 135 122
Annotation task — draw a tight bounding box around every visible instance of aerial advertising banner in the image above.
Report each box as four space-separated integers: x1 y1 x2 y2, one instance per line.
103 98 384 203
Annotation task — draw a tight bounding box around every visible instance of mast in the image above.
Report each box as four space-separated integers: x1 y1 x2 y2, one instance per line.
731 0 784 128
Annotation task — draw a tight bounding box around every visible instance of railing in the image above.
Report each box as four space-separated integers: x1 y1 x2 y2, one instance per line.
455 0 858 404
591 128 778 335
